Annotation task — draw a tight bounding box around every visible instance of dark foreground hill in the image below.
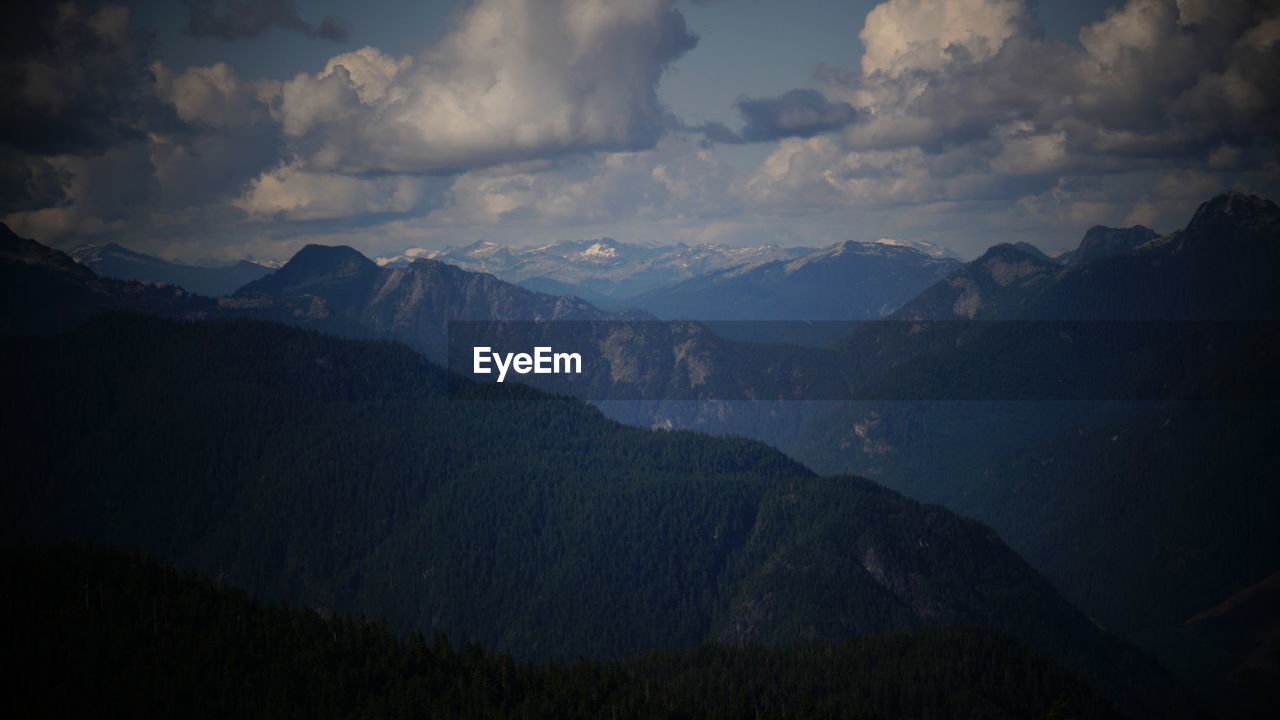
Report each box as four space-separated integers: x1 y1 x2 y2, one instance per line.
0 543 1128 720
0 313 1198 718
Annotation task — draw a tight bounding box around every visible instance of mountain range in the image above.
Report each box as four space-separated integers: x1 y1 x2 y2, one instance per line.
70 243 274 297
2 191 1277 717
628 240 961 322
788 193 1280 717
406 237 818 301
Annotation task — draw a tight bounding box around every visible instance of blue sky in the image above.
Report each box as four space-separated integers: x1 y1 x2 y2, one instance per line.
3 0 1277 262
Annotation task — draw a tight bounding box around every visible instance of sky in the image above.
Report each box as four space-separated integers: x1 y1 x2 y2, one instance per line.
2 0 1277 263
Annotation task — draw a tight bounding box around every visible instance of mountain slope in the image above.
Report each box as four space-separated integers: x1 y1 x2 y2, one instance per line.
70 243 272 296
0 313 1199 718
788 193 1280 717
237 248 630 358
2 543 1130 720
888 242 1060 321
0 223 217 334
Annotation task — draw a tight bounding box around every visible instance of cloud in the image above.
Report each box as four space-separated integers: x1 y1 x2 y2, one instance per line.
0 1 173 157
153 62 277 129
271 0 697 175
428 137 738 227
5 0 1278 262
700 89 860 143
859 0 1031 78
183 0 349 42
235 162 430 221
747 0 1280 222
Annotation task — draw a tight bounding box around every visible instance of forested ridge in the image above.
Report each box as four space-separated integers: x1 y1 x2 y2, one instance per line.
1 543 1126 720
0 313 1199 718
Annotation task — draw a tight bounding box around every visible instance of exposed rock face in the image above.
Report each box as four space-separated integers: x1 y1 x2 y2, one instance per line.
891 243 1059 321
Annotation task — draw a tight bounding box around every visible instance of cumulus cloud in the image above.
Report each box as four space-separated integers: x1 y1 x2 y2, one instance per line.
184 0 349 42
859 0 1030 78
271 0 697 175
236 162 430 221
5 0 1279 260
3 0 704 258
746 0 1280 232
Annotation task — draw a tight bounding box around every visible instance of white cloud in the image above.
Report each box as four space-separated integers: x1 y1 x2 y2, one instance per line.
859 0 1028 78
747 0 1279 223
235 163 428 221
274 0 696 175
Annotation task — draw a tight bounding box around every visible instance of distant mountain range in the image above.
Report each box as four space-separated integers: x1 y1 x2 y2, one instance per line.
398 237 818 301
379 236 965 321
631 240 961 322
70 243 273 297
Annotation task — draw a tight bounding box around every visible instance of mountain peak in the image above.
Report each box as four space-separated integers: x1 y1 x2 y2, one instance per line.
981 242 1058 265
1184 192 1280 239
1063 225 1159 267
235 244 378 299
289 243 375 268
873 237 966 261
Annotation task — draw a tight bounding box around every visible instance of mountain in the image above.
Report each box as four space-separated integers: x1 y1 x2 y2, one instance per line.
787 193 1280 717
0 224 218 334
630 240 961 322
1010 241 1055 263
3 543 1131 720
871 236 966 260
423 239 521 273
1027 193 1280 320
418 237 816 299
1058 225 1159 267
0 313 1199 718
236 245 630 359
70 243 273 296
887 242 1060 321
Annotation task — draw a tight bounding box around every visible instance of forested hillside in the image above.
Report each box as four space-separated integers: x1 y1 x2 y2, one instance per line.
1 543 1128 720
0 313 1197 718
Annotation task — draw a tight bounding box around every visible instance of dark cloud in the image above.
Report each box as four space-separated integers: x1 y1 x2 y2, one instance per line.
697 89 859 144
0 152 70 214
0 0 175 157
184 0 350 42
737 89 859 141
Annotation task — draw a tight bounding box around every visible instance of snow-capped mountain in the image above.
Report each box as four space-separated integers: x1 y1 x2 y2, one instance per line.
872 237 967 261
385 237 817 299
631 239 963 322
